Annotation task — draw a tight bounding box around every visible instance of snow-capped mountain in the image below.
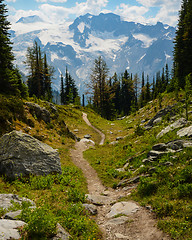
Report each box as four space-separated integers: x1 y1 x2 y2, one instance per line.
10 13 176 94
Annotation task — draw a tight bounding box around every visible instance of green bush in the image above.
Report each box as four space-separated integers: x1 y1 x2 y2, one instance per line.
67 187 86 203
60 203 101 239
137 177 158 197
178 183 192 198
21 205 57 239
29 175 54 190
135 124 145 136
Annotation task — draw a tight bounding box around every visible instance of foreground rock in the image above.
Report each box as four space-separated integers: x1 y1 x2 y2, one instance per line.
0 194 35 210
86 194 111 206
0 131 62 179
0 219 26 240
157 118 188 138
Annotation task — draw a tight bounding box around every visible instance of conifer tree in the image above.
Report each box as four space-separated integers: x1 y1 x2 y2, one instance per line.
60 74 65 105
0 0 24 95
140 72 145 107
121 70 134 115
145 75 151 102
89 56 114 119
174 0 192 87
25 41 53 100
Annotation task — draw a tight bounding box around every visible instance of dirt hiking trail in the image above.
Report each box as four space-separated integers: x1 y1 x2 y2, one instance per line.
70 113 170 240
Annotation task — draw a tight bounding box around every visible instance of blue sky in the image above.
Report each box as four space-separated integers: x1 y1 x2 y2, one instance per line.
5 0 181 26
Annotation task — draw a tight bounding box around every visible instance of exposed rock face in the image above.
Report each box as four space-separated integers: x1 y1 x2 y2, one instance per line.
25 102 51 123
144 104 177 129
0 131 62 179
177 125 192 137
157 118 188 138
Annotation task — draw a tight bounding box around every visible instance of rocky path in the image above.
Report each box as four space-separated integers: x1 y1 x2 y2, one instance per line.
70 113 170 240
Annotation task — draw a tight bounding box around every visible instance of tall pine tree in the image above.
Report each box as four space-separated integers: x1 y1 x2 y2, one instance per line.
174 0 192 87
0 0 24 95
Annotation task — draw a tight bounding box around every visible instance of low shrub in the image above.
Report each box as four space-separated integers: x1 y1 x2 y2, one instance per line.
137 177 158 197
21 205 57 239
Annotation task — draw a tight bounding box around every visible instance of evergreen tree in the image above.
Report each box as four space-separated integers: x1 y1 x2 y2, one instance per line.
185 73 192 120
43 54 52 101
173 0 192 87
121 70 134 115
60 74 65 105
145 75 151 102
165 63 169 87
89 56 115 119
0 0 23 95
25 41 53 99
133 73 140 109
140 72 145 107
111 72 121 114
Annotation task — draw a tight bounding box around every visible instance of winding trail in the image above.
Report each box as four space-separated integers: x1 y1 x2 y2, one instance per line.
70 113 170 240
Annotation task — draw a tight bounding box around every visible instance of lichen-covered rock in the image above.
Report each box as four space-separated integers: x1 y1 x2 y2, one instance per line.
144 104 177 129
177 125 192 137
0 219 26 240
157 118 188 138
0 194 35 210
0 131 62 179
25 102 51 123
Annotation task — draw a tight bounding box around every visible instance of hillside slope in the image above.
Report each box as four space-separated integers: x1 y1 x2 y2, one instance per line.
0 92 192 239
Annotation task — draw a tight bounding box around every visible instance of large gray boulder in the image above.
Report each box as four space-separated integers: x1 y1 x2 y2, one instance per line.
0 131 62 179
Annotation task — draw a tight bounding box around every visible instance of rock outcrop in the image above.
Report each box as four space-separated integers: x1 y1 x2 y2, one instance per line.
0 131 62 179
177 125 192 137
25 102 51 123
144 104 177 129
157 118 188 138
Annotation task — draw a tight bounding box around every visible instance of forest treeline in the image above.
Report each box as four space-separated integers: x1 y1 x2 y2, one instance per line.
87 56 171 119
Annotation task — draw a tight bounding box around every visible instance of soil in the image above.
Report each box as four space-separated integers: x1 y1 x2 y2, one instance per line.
70 113 170 240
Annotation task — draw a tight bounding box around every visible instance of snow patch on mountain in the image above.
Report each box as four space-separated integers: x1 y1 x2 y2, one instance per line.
133 34 157 48
137 54 146 63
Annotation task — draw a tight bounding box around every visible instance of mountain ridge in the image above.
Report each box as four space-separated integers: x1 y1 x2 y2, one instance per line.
11 13 176 93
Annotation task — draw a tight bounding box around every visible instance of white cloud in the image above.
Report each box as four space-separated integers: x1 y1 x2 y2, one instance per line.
115 0 181 26
115 3 149 24
6 0 16 2
136 0 181 26
36 0 67 2
37 0 109 23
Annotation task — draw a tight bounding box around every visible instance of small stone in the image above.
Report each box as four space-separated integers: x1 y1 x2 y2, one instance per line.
84 134 91 139
3 210 22 220
105 216 129 226
106 201 139 218
83 204 97 215
86 194 110 205
116 137 124 141
114 233 129 239
152 143 167 151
